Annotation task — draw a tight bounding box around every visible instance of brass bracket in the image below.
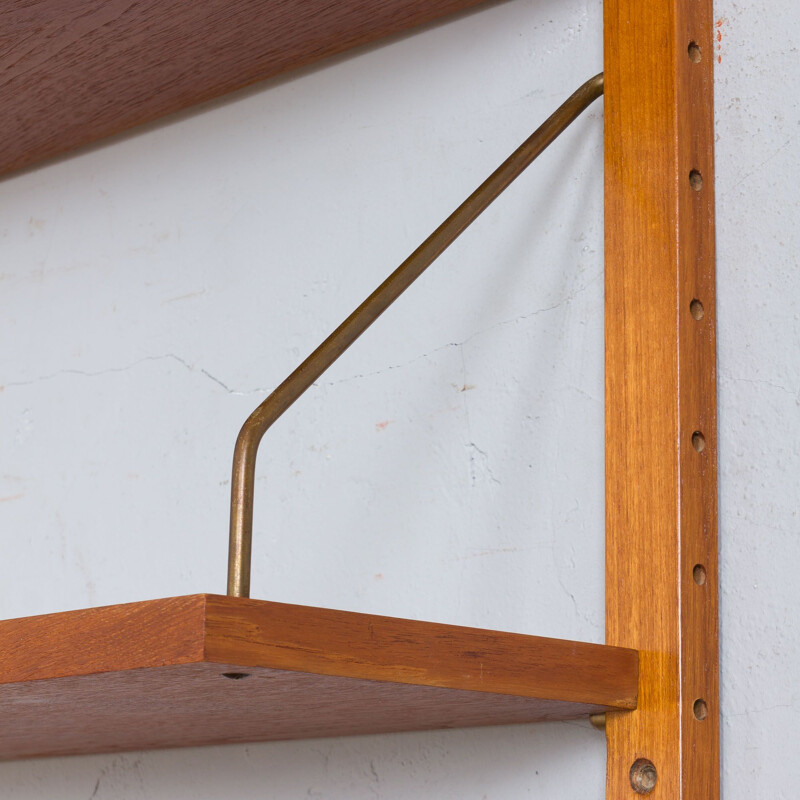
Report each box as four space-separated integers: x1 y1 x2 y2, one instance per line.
226 73 604 598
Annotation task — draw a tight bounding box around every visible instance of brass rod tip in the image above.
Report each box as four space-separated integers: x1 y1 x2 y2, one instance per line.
590 713 607 730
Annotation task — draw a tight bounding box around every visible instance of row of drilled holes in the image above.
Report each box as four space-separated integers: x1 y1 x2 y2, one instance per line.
630 38 712 796
688 33 712 758
691 276 710 720
688 77 710 722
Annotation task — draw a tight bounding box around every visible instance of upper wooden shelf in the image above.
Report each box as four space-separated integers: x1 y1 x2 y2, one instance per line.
0 0 491 179
0 594 637 759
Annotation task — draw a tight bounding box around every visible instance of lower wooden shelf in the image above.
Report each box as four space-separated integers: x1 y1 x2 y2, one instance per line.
0 594 637 759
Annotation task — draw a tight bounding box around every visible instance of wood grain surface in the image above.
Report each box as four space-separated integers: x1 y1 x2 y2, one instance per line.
0 661 609 760
203 595 638 706
604 0 719 796
0 0 492 178
0 595 207 683
0 594 638 759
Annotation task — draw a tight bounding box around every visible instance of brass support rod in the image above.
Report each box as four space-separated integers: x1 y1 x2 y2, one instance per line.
227 72 604 597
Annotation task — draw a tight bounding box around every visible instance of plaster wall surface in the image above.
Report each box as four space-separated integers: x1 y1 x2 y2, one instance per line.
0 0 796 797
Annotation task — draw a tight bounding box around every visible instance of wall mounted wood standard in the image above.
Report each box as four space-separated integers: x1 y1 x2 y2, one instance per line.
0 0 490 178
0 595 638 760
604 0 720 796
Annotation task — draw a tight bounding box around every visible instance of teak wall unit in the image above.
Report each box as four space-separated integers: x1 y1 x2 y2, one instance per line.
0 1 719 797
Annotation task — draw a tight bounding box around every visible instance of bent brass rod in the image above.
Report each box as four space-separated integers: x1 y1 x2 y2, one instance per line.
228 72 604 597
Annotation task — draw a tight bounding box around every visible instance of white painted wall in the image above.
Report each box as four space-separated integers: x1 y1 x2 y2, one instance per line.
0 0 795 796
714 1 800 793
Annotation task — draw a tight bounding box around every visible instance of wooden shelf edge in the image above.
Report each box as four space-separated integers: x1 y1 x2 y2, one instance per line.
0 594 638 707
0 595 638 759
202 594 638 709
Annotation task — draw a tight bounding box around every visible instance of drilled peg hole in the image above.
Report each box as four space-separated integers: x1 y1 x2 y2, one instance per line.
688 41 702 62
630 759 658 795
222 672 250 680
693 698 709 721
689 169 704 191
692 431 706 452
693 563 707 585
690 298 705 320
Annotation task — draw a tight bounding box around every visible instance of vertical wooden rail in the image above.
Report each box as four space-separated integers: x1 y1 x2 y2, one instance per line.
604 0 719 797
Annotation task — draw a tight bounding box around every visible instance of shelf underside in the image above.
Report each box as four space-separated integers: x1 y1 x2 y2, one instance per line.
0 594 638 759
0 0 491 179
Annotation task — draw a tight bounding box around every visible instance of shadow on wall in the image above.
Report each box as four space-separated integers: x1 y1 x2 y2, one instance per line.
0 721 604 799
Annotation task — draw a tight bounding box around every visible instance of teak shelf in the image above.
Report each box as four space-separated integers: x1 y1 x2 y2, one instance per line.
0 595 637 760
1 0 719 795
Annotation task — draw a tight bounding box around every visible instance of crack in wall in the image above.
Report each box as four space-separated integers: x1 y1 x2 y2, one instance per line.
321 275 600 389
1 354 268 397
720 372 799 402
0 276 599 401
